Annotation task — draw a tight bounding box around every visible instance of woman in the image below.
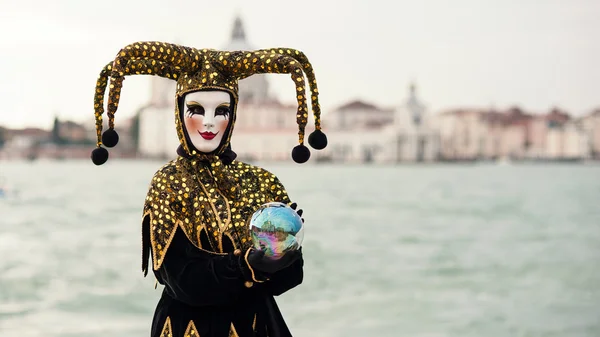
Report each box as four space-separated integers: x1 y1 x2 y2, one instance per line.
89 41 327 337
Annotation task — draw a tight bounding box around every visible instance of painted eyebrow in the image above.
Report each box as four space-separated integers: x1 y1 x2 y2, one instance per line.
185 101 202 107
185 101 229 108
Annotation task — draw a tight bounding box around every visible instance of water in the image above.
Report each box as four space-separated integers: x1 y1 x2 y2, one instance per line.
0 160 599 337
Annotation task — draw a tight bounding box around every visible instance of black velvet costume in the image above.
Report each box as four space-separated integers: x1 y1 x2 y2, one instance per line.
141 147 303 336
89 41 328 337
149 227 304 337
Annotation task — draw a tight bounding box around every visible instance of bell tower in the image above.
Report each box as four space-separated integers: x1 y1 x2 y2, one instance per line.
222 14 271 104
406 82 425 128
231 16 246 41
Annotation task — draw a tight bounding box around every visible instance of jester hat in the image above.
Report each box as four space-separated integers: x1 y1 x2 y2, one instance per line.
90 41 328 165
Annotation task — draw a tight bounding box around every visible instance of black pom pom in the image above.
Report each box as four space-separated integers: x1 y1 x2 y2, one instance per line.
102 129 119 148
308 129 328 150
91 147 109 166
292 144 311 164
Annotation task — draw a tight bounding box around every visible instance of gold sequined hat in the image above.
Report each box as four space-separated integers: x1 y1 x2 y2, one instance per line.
91 41 327 165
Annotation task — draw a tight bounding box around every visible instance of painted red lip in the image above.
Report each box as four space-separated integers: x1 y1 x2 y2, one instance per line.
198 131 218 140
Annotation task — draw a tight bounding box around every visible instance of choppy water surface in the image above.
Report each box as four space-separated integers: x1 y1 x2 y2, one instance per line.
1 160 599 337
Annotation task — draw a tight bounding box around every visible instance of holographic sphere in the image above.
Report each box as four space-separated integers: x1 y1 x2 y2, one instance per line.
249 202 304 259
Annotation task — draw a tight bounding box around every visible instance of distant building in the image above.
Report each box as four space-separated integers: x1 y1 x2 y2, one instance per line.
320 83 439 164
579 109 600 159
134 16 600 164
433 106 595 162
436 108 487 160
321 99 394 163
0 128 49 160
392 83 440 162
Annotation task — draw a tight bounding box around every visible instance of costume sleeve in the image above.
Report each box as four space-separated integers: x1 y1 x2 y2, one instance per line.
154 228 255 307
268 174 292 204
264 255 304 296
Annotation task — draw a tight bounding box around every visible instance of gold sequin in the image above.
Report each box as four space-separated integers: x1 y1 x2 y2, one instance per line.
143 156 291 271
93 43 324 151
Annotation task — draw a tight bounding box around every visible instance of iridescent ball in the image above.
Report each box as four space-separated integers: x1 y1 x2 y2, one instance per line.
249 202 304 259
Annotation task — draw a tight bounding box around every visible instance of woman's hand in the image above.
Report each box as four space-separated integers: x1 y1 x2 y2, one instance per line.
289 202 304 223
247 248 302 275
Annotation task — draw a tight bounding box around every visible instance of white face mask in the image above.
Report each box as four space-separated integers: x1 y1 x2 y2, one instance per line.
182 91 232 153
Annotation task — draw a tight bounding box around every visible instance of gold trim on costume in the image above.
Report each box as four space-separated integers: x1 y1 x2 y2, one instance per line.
143 210 227 272
194 223 208 250
229 323 239 337
212 182 233 233
222 232 237 252
196 172 229 253
159 317 173 337
178 223 227 256
244 248 264 283
184 320 200 336
144 210 179 271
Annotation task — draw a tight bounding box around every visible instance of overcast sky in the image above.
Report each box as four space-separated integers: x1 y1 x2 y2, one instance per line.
0 0 598 129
